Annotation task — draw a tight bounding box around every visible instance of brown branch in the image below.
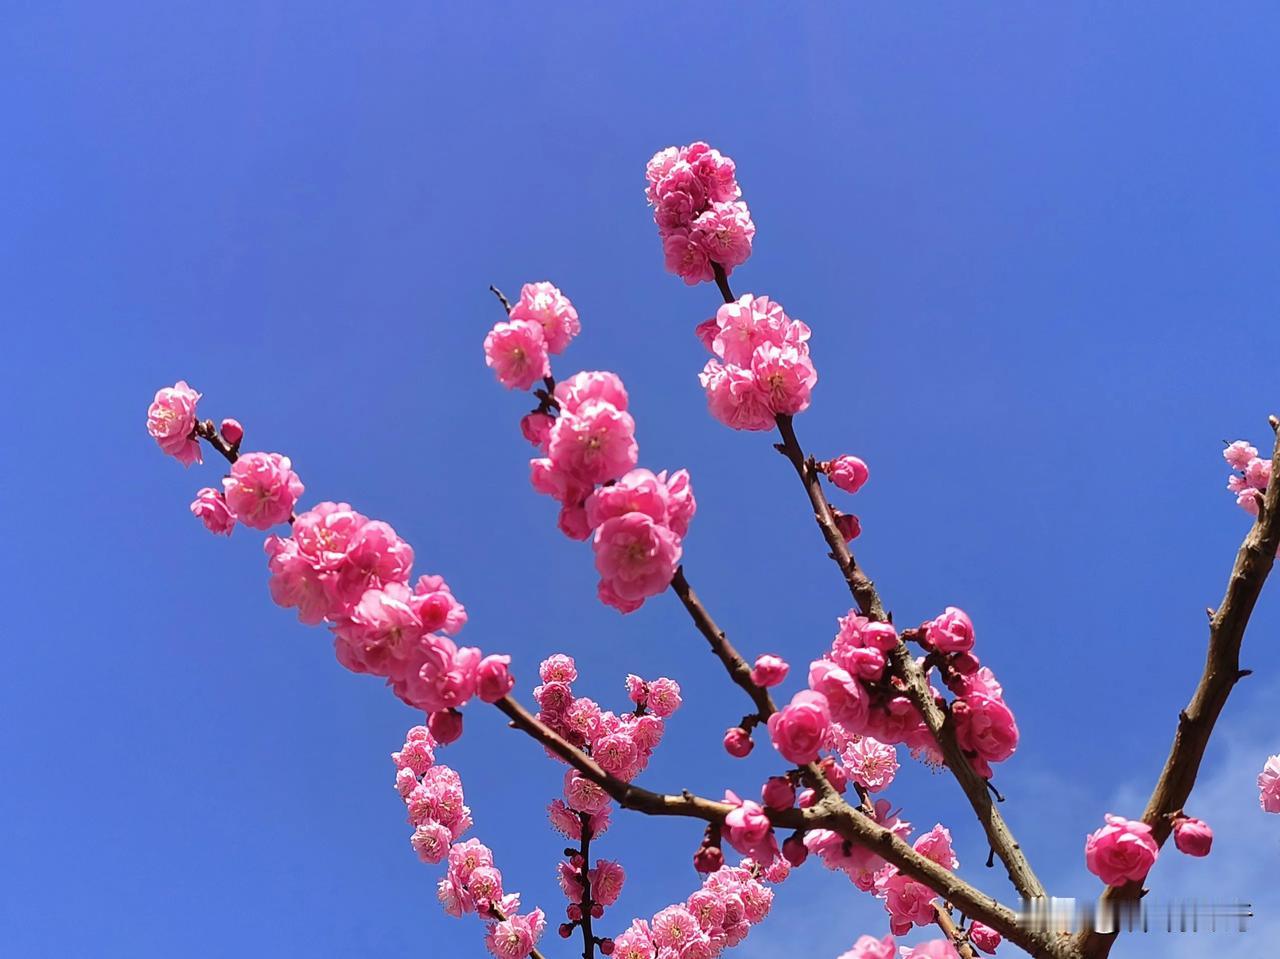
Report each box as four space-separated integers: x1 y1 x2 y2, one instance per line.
576 813 595 959
491 695 1074 959
490 284 513 312
194 420 238 465
773 409 1046 901
934 903 978 959
670 566 777 721
1079 418 1280 959
711 261 735 305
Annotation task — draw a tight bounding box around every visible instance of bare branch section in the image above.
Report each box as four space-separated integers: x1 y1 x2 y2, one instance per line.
492 695 1074 959
933 903 978 959
1079 420 1280 959
670 566 777 721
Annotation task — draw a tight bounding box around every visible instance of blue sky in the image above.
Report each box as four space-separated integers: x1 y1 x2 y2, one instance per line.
3 3 1279 957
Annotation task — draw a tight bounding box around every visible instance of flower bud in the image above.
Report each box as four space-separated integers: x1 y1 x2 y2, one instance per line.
723 726 754 758
427 708 463 745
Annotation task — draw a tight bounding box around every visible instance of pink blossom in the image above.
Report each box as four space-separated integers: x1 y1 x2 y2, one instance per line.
1260 755 1280 812
844 646 887 681
722 791 777 862
293 501 368 572
596 579 644 614
824 455 870 494
557 502 591 541
1224 440 1258 469
428 708 464 745
508 281 580 354
485 908 545 959
219 418 243 447
662 469 697 537
767 690 832 764
752 342 817 415
699 360 775 431
651 905 700 950
540 654 578 684
879 872 938 931
564 770 611 815
484 319 550 391
842 735 899 792
520 412 554 451
585 468 670 529
662 228 715 285
594 733 641 780
264 535 331 624
926 607 975 653
593 512 681 604
836 935 896 959
411 822 452 864
694 200 755 269
723 726 754 758
645 147 681 202
401 636 480 712
1245 456 1272 490
590 859 626 906
761 775 796 811
548 401 638 485
646 678 682 717
146 380 202 465
554 371 630 415
968 921 1001 954
686 142 741 202
476 654 514 703
331 582 423 676
913 824 959 870
333 520 414 607
1238 490 1262 516
221 452 303 530
410 573 468 636
392 726 436 774
808 660 869 731
835 513 861 542
1172 816 1213 857
1084 814 1158 886
750 654 790 687
191 487 235 535
953 692 1018 777
529 457 593 506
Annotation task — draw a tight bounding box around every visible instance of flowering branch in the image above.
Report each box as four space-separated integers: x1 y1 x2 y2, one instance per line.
1078 418 1280 959
492 695 1071 959
707 264 1047 903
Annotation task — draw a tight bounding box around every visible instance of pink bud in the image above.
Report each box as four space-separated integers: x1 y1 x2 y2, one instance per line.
600 939 616 956
693 844 724 873
1172 816 1213 857
860 622 899 652
749 653 790 688
427 708 463 745
797 788 817 808
219 418 244 447
834 512 861 542
820 757 848 793
782 834 808 867
723 726 754 758
761 776 796 811
823 455 870 494
969 921 1001 954
590 903 603 919
567 904 582 921
558 923 574 939
520 411 554 450
475 654 515 703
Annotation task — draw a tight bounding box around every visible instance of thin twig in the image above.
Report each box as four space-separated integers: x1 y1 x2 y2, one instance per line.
934 903 978 959
1079 419 1280 959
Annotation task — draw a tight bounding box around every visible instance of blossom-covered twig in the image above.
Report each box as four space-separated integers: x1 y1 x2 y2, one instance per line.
707 262 1047 903
492 694 1072 959
1078 419 1280 959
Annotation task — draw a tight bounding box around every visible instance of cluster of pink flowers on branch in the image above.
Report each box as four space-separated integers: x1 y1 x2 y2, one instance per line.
696 295 817 432
1224 439 1272 520
1260 755 1280 813
147 384 509 743
646 142 754 285
484 286 696 612
391 726 547 958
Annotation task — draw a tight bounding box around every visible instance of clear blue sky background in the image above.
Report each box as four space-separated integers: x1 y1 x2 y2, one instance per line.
3 4 1278 957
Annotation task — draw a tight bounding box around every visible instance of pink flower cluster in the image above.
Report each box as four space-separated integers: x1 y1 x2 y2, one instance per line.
645 142 754 285
1260 754 1280 812
804 799 913 893
222 452 303 530
611 865 774 959
484 282 580 390
1224 439 1271 518
535 656 678 794
146 380 203 466
696 295 817 431
487 297 698 612
1083 815 1158 887
390 728 545 959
